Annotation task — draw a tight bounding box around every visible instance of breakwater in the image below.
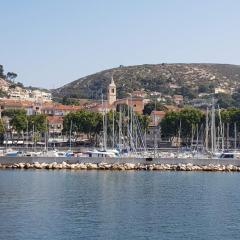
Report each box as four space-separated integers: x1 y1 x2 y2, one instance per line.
1 161 240 172
1 156 240 172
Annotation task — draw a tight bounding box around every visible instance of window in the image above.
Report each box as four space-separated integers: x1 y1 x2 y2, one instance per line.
223 154 234 158
111 89 115 93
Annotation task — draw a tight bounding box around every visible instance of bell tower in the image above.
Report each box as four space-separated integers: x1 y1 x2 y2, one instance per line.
107 76 116 105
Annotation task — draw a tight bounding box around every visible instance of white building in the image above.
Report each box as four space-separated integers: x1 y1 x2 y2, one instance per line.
30 90 52 101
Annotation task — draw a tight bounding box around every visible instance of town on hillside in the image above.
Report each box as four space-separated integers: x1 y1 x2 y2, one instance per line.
1 64 240 152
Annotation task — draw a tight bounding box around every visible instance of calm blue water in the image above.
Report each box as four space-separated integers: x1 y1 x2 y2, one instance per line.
0 170 240 240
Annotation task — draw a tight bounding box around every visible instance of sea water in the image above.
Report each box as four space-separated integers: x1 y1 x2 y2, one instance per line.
0 170 240 240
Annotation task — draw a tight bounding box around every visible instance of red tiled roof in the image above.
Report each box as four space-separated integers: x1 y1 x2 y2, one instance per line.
47 116 63 124
151 110 166 116
0 99 34 107
173 95 183 100
164 105 179 111
42 103 81 111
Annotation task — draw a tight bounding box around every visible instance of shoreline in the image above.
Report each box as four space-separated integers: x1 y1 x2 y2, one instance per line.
1 162 240 172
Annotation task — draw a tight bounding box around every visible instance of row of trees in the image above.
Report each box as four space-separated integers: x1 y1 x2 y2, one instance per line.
0 109 47 144
160 108 204 143
160 107 240 144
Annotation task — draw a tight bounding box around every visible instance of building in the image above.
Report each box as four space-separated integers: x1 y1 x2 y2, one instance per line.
190 99 211 108
41 103 81 116
114 97 144 114
30 90 52 102
132 90 146 98
47 116 64 136
150 111 166 126
0 99 81 118
107 77 116 105
214 87 229 94
163 105 179 112
173 95 184 105
0 99 39 117
146 111 165 148
9 87 30 100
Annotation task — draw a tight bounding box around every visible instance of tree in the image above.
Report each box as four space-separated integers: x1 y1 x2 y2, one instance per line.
2 109 28 142
63 110 103 144
216 93 234 108
62 96 80 106
6 72 18 82
160 108 204 144
10 112 27 138
2 109 26 118
143 102 165 115
136 113 150 132
160 111 180 140
219 108 240 138
0 120 4 144
181 86 197 100
179 108 204 143
0 65 4 78
116 103 129 115
28 114 47 132
198 84 208 93
0 89 7 98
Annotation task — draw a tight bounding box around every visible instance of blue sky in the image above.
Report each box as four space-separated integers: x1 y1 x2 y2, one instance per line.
1 0 240 88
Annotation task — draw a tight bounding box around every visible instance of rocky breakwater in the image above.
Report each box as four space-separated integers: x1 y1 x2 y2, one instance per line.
0 162 240 172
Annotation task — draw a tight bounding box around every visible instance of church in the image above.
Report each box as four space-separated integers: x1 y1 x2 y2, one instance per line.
107 77 144 114
84 77 145 114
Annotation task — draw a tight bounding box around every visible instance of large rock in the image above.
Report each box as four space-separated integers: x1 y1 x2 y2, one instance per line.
86 163 98 170
24 163 31 169
124 163 135 170
78 163 87 169
153 164 164 170
111 164 120 170
34 162 42 169
18 163 25 168
51 162 58 169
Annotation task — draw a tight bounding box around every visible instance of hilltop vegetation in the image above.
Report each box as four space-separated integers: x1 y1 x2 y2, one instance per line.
52 63 240 103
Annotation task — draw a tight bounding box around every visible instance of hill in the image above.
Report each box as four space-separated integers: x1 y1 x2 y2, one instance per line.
52 63 240 100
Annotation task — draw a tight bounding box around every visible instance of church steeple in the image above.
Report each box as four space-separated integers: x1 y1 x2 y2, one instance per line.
107 76 116 105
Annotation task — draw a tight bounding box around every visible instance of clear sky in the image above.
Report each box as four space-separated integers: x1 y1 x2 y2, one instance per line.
1 0 240 88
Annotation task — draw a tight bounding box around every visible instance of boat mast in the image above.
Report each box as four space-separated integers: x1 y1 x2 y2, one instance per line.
112 110 114 148
154 96 157 158
69 120 72 151
102 93 105 150
26 120 29 152
205 107 209 152
227 122 229 150
178 119 182 154
105 108 107 150
44 118 48 152
118 105 122 151
196 123 199 158
234 122 237 150
211 97 216 154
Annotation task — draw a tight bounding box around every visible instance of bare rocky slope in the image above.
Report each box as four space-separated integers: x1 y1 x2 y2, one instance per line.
52 63 240 99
